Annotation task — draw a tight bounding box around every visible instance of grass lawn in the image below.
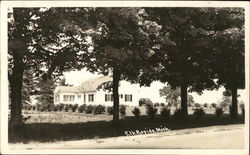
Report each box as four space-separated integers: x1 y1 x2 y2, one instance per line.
9 106 244 143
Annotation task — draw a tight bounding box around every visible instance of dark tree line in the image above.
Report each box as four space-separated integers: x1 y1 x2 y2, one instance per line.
8 7 245 129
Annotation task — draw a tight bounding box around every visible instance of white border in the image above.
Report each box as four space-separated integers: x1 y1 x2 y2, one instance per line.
1 1 249 155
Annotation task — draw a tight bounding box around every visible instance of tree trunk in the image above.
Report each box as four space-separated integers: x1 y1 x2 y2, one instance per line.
112 68 121 126
231 87 238 118
9 54 24 128
180 84 188 118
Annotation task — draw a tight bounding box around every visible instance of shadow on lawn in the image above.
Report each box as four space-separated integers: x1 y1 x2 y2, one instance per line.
9 114 244 143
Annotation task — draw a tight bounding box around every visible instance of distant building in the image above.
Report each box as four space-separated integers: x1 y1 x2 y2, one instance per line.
54 76 143 106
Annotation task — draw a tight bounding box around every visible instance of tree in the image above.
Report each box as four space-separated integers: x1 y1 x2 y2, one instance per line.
159 85 194 108
210 8 245 118
35 77 56 111
219 95 231 110
159 85 180 107
21 69 37 105
8 8 90 127
141 8 220 118
86 8 158 125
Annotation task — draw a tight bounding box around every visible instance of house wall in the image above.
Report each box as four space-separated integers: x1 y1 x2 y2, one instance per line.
54 80 141 106
93 80 141 106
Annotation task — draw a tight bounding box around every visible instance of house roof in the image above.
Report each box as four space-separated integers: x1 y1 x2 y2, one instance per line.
55 76 112 93
55 86 80 93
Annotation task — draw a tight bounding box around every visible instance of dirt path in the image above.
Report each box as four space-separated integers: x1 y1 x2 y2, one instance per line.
9 124 244 149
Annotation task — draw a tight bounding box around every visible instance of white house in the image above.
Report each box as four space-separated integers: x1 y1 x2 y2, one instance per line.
54 76 145 106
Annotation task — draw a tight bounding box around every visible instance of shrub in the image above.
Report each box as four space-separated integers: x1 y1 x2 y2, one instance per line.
240 104 245 118
203 103 208 108
68 104 73 110
160 107 171 119
194 103 201 109
160 103 165 107
32 105 36 111
173 108 183 120
64 104 70 112
193 108 205 119
241 108 245 118
47 104 54 111
78 104 86 113
22 104 32 110
211 103 217 108
239 103 244 110
146 102 154 108
167 102 173 107
154 102 160 107
229 106 234 118
71 104 78 112
53 104 60 111
94 105 106 115
107 106 113 115
58 103 64 111
215 107 224 117
86 105 94 114
36 104 46 112
119 105 126 115
139 98 153 107
132 107 141 118
146 106 158 118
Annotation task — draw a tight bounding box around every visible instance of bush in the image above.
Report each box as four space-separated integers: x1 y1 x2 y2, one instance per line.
154 102 160 107
47 104 54 111
167 102 173 107
203 103 208 108
139 98 153 107
107 106 113 115
94 105 106 115
22 104 32 110
215 107 224 117
36 104 46 112
86 105 94 114
119 105 126 115
160 103 165 107
240 104 245 118
194 103 201 109
68 104 73 110
160 107 171 119
58 103 64 111
32 105 36 111
193 108 205 119
71 104 78 112
53 104 60 111
64 104 70 112
132 107 141 118
173 108 183 120
211 103 217 108
146 106 158 118
241 108 245 118
229 106 234 118
146 102 154 108
78 104 86 113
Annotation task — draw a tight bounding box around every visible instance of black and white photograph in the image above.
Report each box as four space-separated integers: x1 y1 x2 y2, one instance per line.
0 1 249 154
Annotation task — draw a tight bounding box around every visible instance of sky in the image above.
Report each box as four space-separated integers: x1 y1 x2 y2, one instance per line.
63 69 248 104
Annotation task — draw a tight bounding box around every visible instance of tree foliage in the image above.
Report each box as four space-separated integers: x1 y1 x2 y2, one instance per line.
8 7 92 126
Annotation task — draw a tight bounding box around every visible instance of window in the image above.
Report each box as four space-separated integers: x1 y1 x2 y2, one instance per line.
120 94 123 98
88 94 94 102
84 95 86 102
78 95 81 99
125 94 132 102
105 94 113 102
55 94 60 102
63 95 75 102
